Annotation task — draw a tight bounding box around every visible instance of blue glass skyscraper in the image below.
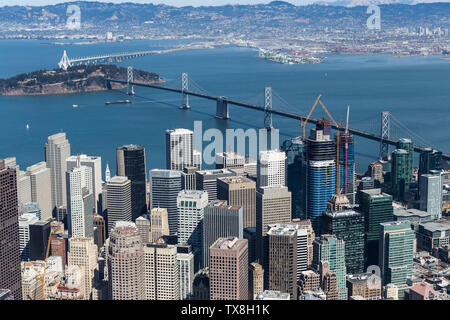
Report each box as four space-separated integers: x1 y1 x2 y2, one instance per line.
305 119 337 234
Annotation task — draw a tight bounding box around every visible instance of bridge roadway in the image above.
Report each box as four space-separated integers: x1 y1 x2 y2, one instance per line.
107 78 450 161
69 48 185 65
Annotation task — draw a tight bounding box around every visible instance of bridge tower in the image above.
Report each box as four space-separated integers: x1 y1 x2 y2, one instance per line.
180 72 190 109
264 87 273 130
58 50 72 71
127 66 135 95
215 97 230 120
379 111 390 161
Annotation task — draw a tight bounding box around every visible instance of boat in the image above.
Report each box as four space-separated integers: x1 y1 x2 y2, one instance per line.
105 100 131 105
26 124 30 130
72 104 78 108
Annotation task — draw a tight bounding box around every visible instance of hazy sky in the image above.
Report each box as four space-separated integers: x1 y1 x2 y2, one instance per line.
0 0 447 7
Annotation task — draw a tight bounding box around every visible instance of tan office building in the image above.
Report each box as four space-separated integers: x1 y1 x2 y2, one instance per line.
210 237 248 300
217 176 256 229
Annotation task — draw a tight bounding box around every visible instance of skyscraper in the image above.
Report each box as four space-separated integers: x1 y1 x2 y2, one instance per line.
143 243 179 300
181 166 197 191
0 160 22 299
397 138 413 183
379 221 415 286
313 234 347 300
150 169 182 235
93 214 106 249
177 245 194 300
66 162 94 238
107 222 144 300
304 120 336 234
116 145 147 221
293 219 315 268
19 213 39 261
255 186 291 268
419 172 443 220
195 168 235 202
322 194 365 274
419 148 442 179
29 220 51 261
166 128 193 171
249 261 264 300
391 148 410 201
106 176 131 234
26 162 52 221
136 214 151 244
217 175 256 229
150 207 170 242
202 200 243 267
215 152 245 169
45 132 71 210
177 190 209 267
209 237 248 300
267 224 299 300
17 170 32 205
281 137 305 219
257 149 286 188
67 154 102 213
359 188 394 267
269 223 308 279
368 161 384 185
68 237 98 300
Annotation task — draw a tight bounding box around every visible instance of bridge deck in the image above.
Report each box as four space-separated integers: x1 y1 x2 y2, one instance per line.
106 78 450 161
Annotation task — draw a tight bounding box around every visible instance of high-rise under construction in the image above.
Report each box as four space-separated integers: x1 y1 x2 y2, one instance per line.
303 119 336 234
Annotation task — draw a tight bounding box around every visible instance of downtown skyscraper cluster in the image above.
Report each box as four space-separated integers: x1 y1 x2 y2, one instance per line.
1 118 449 302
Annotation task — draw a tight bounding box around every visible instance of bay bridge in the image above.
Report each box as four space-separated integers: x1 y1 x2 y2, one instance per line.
102 67 449 162
58 47 188 70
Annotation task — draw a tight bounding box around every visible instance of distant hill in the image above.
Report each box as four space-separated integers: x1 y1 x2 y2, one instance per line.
0 1 448 31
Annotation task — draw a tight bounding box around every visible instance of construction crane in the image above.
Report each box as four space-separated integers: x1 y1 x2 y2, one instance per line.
301 94 322 141
344 106 350 196
36 227 53 300
301 94 341 194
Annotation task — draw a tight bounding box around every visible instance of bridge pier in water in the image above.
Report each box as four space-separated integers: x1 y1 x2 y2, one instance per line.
215 96 229 119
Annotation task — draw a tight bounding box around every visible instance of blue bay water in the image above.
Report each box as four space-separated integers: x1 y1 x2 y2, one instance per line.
0 39 449 175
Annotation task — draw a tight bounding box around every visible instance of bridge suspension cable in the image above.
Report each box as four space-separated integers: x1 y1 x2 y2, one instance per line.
390 114 434 148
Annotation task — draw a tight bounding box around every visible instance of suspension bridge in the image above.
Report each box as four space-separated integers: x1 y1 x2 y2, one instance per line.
58 48 187 70
105 68 450 162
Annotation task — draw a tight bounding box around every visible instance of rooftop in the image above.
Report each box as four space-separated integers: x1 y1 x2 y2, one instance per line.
211 237 247 251
420 221 450 232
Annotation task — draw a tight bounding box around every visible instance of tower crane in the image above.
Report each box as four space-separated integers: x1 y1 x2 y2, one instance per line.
344 106 350 196
301 94 341 194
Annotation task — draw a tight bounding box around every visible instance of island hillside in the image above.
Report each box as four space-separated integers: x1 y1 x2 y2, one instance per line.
0 64 162 96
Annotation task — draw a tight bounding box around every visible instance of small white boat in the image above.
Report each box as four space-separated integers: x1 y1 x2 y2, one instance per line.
72 104 78 108
26 124 30 130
